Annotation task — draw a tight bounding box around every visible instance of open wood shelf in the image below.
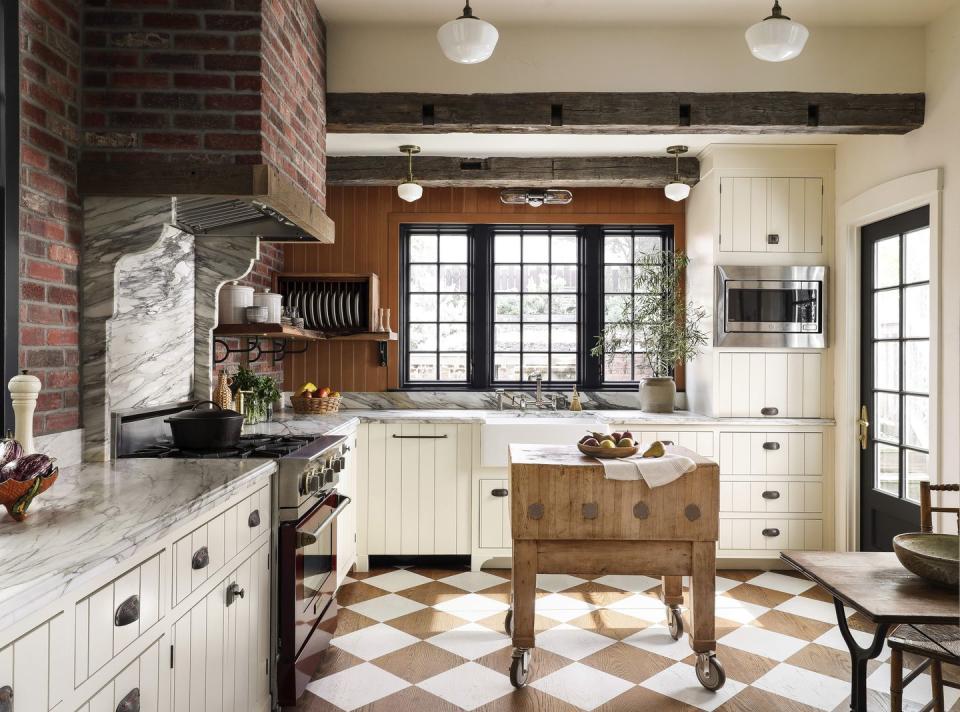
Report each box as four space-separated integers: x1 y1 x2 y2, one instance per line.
325 331 398 342
213 323 323 341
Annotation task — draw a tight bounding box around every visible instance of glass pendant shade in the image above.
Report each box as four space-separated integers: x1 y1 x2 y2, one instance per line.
664 182 691 202
437 7 498 64
745 4 808 62
397 181 423 202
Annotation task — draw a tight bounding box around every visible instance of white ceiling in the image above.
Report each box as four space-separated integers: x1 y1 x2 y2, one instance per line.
320 0 953 27
326 133 842 158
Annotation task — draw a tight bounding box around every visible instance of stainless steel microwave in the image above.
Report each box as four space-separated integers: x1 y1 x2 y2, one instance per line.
715 265 827 348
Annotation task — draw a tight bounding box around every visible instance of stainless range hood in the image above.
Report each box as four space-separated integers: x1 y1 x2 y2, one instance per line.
79 162 335 244
174 197 319 242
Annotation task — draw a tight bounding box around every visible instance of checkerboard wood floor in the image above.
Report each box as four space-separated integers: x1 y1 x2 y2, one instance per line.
298 567 960 712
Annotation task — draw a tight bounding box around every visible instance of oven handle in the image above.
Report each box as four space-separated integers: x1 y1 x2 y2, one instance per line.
296 496 352 549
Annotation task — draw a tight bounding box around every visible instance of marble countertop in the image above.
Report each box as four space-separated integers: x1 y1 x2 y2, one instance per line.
249 408 834 431
0 457 276 634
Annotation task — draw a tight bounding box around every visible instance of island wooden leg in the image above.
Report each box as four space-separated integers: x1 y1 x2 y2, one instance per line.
511 539 537 650
661 575 683 608
690 542 716 654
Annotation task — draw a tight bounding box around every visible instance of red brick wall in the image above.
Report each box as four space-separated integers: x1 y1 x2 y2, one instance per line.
19 0 83 435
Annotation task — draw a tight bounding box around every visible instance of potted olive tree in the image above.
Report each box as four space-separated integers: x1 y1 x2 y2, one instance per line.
592 251 708 412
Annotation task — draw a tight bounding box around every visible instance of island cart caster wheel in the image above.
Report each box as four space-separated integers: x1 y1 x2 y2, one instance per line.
696 653 726 691
509 648 531 688
504 608 513 636
667 605 684 641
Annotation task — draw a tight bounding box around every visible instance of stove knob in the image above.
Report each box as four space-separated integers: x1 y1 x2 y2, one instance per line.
337 456 346 471
323 467 335 484
332 458 343 473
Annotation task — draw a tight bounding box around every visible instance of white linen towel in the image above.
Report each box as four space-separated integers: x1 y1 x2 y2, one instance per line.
597 445 696 487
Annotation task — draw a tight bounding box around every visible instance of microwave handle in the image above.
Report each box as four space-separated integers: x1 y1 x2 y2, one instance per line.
296 496 352 549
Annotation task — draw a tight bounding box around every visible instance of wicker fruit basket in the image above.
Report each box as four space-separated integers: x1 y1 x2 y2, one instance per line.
290 394 342 414
0 468 59 521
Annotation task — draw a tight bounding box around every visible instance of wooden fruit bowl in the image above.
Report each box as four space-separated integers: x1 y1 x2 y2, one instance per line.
577 443 639 459
0 468 59 522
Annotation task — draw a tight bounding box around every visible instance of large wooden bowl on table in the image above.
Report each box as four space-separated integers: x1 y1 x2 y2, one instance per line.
577 442 639 459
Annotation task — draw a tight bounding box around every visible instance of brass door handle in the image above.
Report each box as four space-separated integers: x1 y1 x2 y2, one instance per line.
857 405 869 450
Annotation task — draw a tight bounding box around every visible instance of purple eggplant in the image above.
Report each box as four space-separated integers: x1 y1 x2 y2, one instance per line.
0 437 23 468
2 453 54 482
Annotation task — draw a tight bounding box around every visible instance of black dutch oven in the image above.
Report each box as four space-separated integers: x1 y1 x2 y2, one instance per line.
164 401 244 450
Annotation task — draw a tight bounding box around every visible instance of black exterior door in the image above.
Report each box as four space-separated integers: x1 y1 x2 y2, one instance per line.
860 206 931 551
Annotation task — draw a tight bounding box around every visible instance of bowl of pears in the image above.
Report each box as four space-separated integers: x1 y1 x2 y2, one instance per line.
577 430 639 459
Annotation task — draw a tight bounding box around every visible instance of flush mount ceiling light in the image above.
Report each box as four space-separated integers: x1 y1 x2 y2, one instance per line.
500 188 573 208
397 145 423 203
437 1 499 64
745 0 809 62
663 146 691 202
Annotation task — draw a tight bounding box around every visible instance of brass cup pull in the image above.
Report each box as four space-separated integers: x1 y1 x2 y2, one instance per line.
114 594 140 627
761 490 781 500
762 441 780 451
192 546 209 570
760 406 779 416
116 688 140 712
762 528 780 537
491 488 508 497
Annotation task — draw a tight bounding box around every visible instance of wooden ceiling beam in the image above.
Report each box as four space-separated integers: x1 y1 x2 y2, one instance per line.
327 92 924 135
327 155 700 188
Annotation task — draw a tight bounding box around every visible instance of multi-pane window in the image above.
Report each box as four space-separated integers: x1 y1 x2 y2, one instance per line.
871 224 930 502
601 228 673 382
400 224 674 389
492 227 579 383
403 226 470 383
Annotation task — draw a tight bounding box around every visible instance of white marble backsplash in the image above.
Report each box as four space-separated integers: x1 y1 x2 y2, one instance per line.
331 390 686 411
34 427 83 467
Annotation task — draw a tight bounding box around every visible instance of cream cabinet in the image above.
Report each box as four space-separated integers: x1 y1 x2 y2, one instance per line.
0 613 70 712
720 176 822 253
75 637 164 712
358 423 472 563
716 351 823 418
478 479 511 550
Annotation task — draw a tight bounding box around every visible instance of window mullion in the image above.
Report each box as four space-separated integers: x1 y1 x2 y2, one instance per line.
581 226 603 389
472 225 492 389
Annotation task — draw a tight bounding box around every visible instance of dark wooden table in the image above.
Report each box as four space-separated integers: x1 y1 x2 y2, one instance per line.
781 551 960 712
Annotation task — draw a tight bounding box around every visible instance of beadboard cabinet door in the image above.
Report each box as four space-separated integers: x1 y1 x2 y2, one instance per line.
363 423 472 557
720 176 822 253
717 352 822 418
0 613 70 712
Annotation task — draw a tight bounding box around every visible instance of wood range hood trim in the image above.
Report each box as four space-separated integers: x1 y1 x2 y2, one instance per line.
79 161 335 244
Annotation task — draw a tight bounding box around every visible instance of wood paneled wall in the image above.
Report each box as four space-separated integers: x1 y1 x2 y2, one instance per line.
282 187 685 393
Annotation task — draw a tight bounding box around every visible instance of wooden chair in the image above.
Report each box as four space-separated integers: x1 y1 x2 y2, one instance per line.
888 482 960 712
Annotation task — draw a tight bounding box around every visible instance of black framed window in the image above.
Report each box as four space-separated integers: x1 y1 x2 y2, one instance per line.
1 3 19 432
399 223 674 390
601 227 674 383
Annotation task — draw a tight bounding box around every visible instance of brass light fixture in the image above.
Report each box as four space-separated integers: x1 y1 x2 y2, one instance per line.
663 146 691 202
397 145 423 202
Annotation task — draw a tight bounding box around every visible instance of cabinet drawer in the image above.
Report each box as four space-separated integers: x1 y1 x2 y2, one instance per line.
718 432 822 476
719 518 822 551
75 553 162 687
720 480 823 513
75 636 163 712
479 479 509 550
716 352 822 418
0 613 70 712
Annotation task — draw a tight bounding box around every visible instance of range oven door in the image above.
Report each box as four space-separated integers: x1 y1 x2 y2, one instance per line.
277 491 352 706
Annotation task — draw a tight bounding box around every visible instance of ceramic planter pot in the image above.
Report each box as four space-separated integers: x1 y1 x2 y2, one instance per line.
639 377 676 413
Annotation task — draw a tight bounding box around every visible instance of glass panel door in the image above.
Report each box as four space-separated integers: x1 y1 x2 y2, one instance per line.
859 206 930 551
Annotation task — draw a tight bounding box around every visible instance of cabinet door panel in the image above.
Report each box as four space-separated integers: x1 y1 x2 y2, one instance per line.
205 585 226 712
732 177 752 252
479 479 506 549
418 424 437 555
768 178 790 253
788 178 806 252
434 425 459 555
383 425 404 554
366 423 387 555
399 424 421 555
802 354 822 417
171 614 191 712
764 354 788 417
804 178 823 252
13 624 49 712
750 177 768 252
729 354 751 416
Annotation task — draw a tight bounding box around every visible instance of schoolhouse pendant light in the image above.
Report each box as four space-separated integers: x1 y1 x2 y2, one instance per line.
437 1 499 64
397 145 423 203
745 0 809 62
663 146 691 202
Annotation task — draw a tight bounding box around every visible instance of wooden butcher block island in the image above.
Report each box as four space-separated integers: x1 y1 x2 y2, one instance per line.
505 443 725 691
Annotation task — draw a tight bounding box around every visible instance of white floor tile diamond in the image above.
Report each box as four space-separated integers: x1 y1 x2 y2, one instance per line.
867 663 960 709
714 594 769 624
346 592 427 622
622 624 696 661
753 662 850 711
715 576 743 593
774 595 851 624
439 570 506 592
607 592 669 623
813 626 891 662
537 573 588 592
433 592 509 622
592 574 660 593
426 622 511 660
532 661 635 711
417 661 514 711
331 622 419 660
718 624 808 661
305 661 409 711
535 592 597 622
535 623 617 661
748 571 816 595
641 662 746 711
362 569 434 592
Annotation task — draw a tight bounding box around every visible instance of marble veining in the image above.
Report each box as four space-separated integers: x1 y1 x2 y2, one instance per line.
34 427 83 467
336 390 671 411
0 458 276 632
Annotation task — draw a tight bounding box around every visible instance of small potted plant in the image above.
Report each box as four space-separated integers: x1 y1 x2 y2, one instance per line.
232 367 281 424
592 251 707 413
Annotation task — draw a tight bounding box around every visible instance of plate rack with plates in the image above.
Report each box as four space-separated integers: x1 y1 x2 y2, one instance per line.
275 273 381 336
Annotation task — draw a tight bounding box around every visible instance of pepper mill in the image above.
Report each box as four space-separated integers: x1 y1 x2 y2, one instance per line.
8 369 42 455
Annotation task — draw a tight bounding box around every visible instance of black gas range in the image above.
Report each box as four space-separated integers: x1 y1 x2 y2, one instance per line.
120 432 322 459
